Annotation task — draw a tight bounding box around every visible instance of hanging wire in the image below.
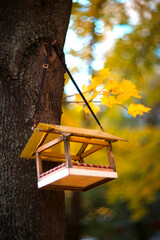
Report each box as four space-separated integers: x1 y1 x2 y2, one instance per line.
32 40 104 131
52 43 105 132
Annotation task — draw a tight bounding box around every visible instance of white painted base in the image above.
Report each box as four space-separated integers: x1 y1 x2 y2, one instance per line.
38 166 118 191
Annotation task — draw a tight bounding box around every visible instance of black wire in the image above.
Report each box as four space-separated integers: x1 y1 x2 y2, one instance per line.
52 44 104 132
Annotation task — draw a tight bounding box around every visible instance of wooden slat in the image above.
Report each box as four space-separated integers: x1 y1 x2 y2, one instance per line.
72 165 113 172
37 135 64 153
76 143 88 162
31 131 49 156
36 152 43 179
69 136 109 146
41 152 80 161
64 136 72 168
36 123 127 141
82 178 115 191
107 143 116 171
81 145 104 158
77 143 88 155
40 185 85 191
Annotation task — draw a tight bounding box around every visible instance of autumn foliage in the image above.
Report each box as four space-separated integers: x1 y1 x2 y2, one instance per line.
67 68 151 117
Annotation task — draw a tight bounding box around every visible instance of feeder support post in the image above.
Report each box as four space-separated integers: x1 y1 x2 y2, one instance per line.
63 135 72 168
107 142 116 171
36 152 43 179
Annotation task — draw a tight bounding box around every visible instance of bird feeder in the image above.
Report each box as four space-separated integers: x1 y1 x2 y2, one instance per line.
21 123 126 191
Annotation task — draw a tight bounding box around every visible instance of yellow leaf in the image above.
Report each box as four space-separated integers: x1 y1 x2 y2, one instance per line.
101 92 118 108
128 104 151 117
64 72 69 84
75 93 82 102
121 79 141 99
104 80 122 94
88 89 101 102
117 92 131 103
82 83 95 92
99 68 114 78
91 68 113 85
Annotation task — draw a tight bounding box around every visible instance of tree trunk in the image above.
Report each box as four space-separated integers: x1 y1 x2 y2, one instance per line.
67 192 81 240
0 0 72 239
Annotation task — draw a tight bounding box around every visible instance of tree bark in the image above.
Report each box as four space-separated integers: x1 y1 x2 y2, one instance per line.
67 192 81 240
0 0 72 239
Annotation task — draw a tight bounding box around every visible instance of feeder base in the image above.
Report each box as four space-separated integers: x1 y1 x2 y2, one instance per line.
38 164 118 191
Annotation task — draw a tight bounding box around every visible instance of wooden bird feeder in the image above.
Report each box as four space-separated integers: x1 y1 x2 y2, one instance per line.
21 123 126 191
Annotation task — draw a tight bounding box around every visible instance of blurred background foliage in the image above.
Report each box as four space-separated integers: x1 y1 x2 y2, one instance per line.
61 0 160 239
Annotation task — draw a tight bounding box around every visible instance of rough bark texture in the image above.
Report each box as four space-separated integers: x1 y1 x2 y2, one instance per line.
67 192 81 240
0 0 72 239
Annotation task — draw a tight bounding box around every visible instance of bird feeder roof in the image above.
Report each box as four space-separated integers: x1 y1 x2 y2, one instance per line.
20 122 127 160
